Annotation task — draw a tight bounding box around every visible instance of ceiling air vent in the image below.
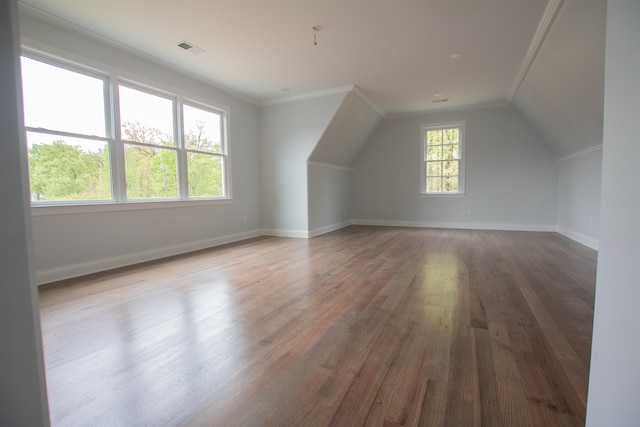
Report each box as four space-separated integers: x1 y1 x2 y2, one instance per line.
177 40 205 55
433 98 449 103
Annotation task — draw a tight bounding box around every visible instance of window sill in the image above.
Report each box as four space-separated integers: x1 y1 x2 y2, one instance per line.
420 192 467 198
31 198 233 216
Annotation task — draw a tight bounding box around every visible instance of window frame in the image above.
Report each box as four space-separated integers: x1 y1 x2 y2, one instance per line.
181 100 228 199
20 50 231 211
420 120 466 196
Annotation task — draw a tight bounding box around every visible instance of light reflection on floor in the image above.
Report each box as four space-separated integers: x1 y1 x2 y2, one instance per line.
43 276 250 426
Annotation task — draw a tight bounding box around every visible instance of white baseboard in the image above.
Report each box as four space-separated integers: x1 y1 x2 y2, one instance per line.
263 220 353 238
36 229 263 285
352 219 556 232
261 228 310 238
308 220 353 238
37 222 597 285
556 227 599 250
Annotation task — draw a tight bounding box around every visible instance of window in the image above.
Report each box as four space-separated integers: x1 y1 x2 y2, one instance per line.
20 54 229 206
119 85 178 199
183 104 225 198
421 121 465 195
21 56 112 202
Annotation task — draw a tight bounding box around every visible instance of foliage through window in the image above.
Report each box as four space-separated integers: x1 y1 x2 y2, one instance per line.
183 105 225 197
20 55 229 205
21 56 111 202
421 122 465 194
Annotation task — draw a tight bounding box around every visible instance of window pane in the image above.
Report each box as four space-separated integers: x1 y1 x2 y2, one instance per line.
183 105 222 153
444 176 459 192
426 161 442 177
26 132 111 201
427 130 442 145
119 86 174 146
124 144 177 198
21 57 106 137
427 177 442 192
443 144 460 160
188 153 224 197
427 145 442 161
444 128 459 145
443 160 458 176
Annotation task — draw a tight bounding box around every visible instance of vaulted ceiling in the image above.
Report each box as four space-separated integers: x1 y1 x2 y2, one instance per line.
18 0 606 157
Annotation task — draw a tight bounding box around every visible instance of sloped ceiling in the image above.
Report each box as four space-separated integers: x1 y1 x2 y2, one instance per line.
17 0 607 158
19 0 547 116
513 0 606 157
308 91 382 168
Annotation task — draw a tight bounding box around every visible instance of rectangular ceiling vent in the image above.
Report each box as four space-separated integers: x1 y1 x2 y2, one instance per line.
432 98 449 103
177 40 205 55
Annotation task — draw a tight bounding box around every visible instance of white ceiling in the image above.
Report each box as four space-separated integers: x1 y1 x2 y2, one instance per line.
19 0 551 117
512 0 606 157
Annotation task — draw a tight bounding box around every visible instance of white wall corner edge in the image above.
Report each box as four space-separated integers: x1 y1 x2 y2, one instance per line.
261 228 310 238
556 227 599 251
308 220 354 238
36 228 263 285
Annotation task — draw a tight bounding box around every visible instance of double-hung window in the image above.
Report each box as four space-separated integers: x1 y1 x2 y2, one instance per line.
182 104 225 198
20 54 229 205
421 121 465 195
118 85 179 199
21 56 112 202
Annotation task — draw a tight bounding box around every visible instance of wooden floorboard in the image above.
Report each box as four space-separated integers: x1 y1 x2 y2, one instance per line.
38 226 597 426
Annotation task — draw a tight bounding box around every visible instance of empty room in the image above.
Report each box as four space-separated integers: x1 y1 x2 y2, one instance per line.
1 0 639 426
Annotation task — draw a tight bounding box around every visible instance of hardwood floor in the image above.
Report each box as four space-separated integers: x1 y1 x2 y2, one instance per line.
38 226 597 426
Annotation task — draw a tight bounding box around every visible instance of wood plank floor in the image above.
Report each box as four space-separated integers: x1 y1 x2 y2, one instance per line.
38 226 597 426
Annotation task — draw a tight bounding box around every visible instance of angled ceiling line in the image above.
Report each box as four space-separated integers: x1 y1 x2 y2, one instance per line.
508 0 566 102
17 1 260 106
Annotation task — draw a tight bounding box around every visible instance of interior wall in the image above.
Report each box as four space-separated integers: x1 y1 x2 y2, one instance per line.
308 92 382 167
352 105 558 230
306 91 381 236
586 1 640 424
557 148 602 249
260 93 346 237
307 163 352 236
20 13 263 283
0 0 49 423
512 0 606 157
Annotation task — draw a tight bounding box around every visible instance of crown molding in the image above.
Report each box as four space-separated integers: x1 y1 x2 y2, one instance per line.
509 0 566 101
351 86 386 118
307 161 353 172
385 99 510 120
260 85 355 106
18 2 260 106
557 144 603 162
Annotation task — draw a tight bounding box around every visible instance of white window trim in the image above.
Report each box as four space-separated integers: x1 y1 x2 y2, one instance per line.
420 120 466 196
21 49 232 211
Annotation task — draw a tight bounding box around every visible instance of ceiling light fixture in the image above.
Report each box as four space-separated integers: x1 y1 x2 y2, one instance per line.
312 25 323 46
449 52 464 60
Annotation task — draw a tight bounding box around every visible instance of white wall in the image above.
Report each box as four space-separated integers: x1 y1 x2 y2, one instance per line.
557 148 602 249
307 163 352 236
20 13 263 283
0 0 49 423
352 105 558 230
309 92 382 167
260 93 345 237
586 1 640 425
307 91 382 236
512 0 606 157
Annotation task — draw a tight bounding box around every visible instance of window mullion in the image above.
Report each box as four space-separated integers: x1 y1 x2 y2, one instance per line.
176 99 189 200
109 78 126 202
